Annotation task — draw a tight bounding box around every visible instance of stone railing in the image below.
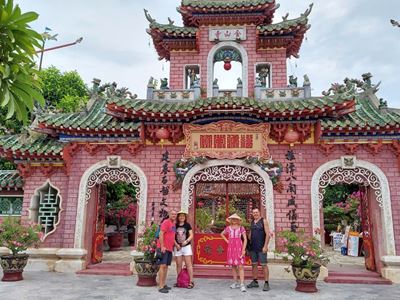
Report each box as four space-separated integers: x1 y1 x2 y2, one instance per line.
255 84 312 100
212 83 243 98
147 84 201 101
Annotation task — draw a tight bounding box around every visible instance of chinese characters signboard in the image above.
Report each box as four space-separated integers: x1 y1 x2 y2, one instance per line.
183 121 270 159
209 28 247 42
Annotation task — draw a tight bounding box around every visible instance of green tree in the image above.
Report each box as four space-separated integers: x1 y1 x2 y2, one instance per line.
39 66 88 112
0 0 44 123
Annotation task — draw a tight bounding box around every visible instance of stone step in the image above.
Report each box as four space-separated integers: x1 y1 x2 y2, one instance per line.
328 271 381 278
324 276 392 285
77 263 132 276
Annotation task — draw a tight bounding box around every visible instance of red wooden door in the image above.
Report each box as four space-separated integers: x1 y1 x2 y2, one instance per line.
360 187 376 271
194 182 260 265
91 184 107 264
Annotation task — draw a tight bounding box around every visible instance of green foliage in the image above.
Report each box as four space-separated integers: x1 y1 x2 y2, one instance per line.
136 223 158 260
0 216 42 255
323 184 359 207
105 182 138 231
275 230 329 270
39 66 88 112
0 0 44 123
195 208 212 233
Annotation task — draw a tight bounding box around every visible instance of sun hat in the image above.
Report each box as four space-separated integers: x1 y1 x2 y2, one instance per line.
227 213 242 221
177 210 188 216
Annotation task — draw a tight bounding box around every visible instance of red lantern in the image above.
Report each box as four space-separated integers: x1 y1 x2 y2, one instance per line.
223 58 232 71
284 129 299 145
155 127 170 140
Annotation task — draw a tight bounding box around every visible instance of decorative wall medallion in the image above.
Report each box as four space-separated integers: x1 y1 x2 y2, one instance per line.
341 156 356 169
107 156 121 168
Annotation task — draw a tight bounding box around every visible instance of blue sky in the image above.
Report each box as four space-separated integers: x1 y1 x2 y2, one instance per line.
17 0 400 106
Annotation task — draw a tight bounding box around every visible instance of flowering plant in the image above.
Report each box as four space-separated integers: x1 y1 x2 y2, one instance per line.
0 217 42 255
275 229 329 270
136 223 158 260
106 202 137 232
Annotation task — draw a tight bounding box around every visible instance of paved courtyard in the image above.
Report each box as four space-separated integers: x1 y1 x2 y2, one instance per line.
0 271 399 300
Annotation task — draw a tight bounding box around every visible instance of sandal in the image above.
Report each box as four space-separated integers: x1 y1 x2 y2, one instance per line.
173 283 178 288
187 282 194 289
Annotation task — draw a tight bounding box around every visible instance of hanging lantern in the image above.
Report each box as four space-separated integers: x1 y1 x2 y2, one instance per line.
155 127 170 141
223 58 232 71
284 129 299 146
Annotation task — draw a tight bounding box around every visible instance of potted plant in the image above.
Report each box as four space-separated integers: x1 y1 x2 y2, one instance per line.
134 223 159 286
0 217 42 281
276 229 329 293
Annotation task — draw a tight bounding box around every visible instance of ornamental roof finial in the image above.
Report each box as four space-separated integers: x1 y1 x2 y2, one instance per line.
302 3 313 18
144 9 155 23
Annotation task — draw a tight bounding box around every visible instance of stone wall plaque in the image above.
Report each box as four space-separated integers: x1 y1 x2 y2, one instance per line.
209 28 246 42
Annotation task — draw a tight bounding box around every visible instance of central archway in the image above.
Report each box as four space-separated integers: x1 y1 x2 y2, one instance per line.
74 159 147 249
181 159 275 250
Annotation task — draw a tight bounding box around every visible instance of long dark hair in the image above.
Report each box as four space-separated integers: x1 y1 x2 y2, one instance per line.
176 213 187 226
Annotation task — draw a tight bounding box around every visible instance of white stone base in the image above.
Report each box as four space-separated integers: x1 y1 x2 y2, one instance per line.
0 247 11 256
381 256 400 283
25 248 60 272
54 248 87 273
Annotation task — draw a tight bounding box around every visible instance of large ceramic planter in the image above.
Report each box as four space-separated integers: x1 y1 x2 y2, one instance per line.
1 254 29 282
134 257 159 287
107 232 124 251
292 264 321 293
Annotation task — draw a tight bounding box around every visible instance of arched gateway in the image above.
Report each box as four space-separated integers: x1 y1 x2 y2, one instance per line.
74 159 147 249
311 158 396 256
181 159 275 251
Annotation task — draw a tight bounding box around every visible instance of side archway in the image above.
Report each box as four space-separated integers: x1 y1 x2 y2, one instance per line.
207 41 249 97
181 159 275 250
74 159 147 248
311 158 396 256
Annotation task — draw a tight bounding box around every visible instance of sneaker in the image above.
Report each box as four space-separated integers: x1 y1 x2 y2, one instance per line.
230 282 240 289
240 284 247 292
158 287 169 294
263 282 271 291
247 280 259 288
164 285 172 290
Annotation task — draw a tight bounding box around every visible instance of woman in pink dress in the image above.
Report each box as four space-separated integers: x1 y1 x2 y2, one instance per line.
221 213 247 292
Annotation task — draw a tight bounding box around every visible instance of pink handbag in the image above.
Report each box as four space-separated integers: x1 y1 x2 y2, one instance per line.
176 268 190 288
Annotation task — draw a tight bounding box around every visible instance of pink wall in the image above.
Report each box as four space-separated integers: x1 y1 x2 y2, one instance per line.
169 25 288 95
19 143 400 257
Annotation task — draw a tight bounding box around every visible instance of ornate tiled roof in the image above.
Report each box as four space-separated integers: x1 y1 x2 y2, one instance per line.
257 4 312 58
180 0 275 8
321 93 400 136
37 97 141 135
145 9 197 60
0 171 23 191
0 134 64 160
148 22 197 36
107 92 356 121
178 0 278 26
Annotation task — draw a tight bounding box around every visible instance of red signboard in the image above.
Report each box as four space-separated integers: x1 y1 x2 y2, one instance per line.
183 121 270 159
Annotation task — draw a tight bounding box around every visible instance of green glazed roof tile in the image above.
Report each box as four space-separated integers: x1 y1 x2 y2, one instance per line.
0 135 64 157
0 171 23 190
38 97 141 132
181 0 274 9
